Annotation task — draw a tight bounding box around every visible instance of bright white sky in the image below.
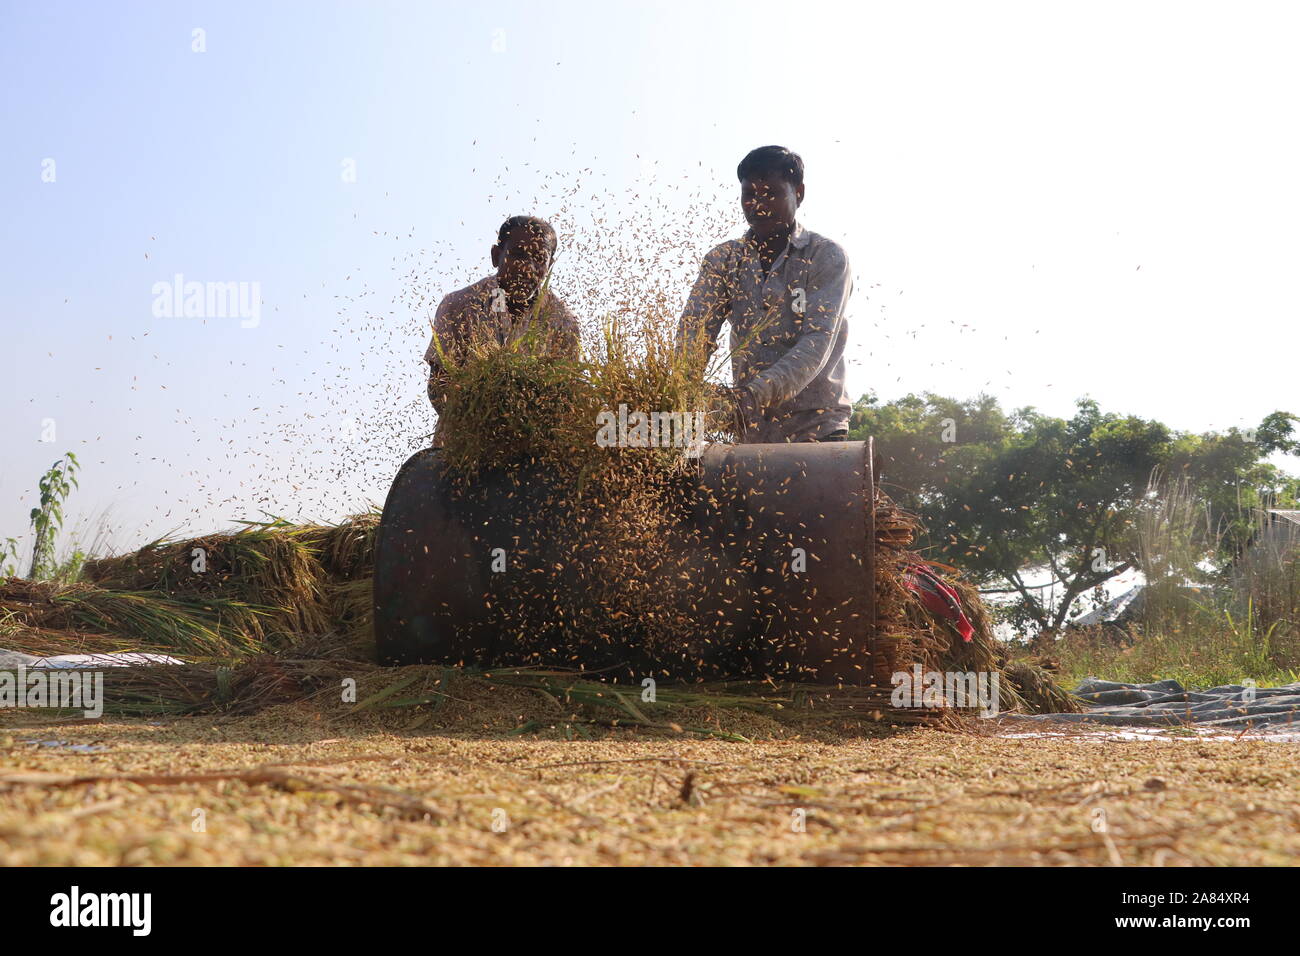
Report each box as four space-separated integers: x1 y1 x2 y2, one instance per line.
2 0 1298 557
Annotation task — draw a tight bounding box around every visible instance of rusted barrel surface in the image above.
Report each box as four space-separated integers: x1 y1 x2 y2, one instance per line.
373 440 877 684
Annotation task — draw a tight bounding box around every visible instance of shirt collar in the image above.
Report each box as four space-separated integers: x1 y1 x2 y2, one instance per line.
483 274 550 313
743 222 810 250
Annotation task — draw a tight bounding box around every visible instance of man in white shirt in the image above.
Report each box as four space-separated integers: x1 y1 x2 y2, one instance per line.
678 146 853 443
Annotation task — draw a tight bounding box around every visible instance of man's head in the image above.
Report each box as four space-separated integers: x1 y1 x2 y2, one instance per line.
491 216 557 303
737 146 805 239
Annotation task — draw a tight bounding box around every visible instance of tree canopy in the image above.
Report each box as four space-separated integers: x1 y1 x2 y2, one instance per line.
849 394 1299 636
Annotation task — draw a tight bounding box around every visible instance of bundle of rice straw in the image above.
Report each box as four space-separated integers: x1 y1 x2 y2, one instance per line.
2 512 386 660
0 578 270 657
870 490 1081 714
83 520 331 639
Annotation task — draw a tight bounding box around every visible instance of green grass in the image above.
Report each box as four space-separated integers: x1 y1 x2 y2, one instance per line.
1056 601 1300 690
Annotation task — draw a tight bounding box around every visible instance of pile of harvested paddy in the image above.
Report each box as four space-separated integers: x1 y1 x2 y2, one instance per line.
300 512 380 580
2 512 383 661
1000 659 1083 715
0 578 271 658
84 520 334 639
869 492 1082 714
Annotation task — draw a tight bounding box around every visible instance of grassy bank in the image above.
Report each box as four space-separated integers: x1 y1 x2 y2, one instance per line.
1053 596 1300 691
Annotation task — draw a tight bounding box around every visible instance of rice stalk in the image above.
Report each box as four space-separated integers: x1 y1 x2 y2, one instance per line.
0 579 274 658
84 521 332 641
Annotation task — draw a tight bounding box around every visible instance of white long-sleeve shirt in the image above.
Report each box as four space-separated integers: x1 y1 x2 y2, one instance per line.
678 224 853 442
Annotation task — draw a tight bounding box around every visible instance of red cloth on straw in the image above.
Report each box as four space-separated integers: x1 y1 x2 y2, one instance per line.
903 564 974 642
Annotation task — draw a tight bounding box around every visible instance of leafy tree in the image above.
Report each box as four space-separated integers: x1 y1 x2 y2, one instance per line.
1254 411 1299 455
850 394 1299 639
1169 421 1299 558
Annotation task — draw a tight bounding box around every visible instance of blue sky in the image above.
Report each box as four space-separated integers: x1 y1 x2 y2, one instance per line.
3 0 1299 556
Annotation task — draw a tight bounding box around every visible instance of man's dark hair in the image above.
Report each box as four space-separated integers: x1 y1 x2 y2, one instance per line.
737 146 804 188
497 215 557 254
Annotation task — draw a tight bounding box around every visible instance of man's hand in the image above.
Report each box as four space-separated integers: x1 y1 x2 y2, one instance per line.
706 383 759 441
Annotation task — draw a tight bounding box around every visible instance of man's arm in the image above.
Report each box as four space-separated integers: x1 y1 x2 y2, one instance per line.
425 296 460 412
676 245 731 369
745 243 851 410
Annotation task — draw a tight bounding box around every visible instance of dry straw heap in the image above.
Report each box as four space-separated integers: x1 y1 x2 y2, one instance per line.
0 515 379 661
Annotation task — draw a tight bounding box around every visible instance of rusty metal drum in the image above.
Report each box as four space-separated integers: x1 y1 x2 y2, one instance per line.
373 440 878 684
